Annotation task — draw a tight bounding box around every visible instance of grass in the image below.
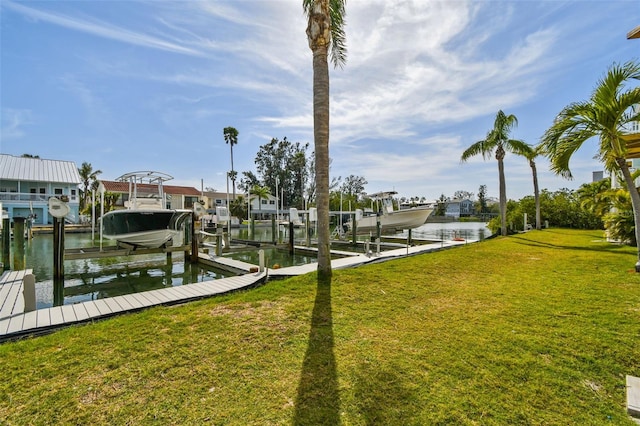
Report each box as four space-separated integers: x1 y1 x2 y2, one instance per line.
1 229 639 425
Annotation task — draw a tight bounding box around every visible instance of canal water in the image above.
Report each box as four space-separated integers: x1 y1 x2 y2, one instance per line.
7 233 231 309
2 222 490 309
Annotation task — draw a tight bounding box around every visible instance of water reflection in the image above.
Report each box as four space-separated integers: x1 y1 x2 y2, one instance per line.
11 233 231 309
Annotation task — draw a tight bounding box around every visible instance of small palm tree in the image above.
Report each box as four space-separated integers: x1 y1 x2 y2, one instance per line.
78 162 102 212
223 127 239 200
303 0 347 283
518 144 542 230
250 185 271 214
539 60 640 271
461 111 530 236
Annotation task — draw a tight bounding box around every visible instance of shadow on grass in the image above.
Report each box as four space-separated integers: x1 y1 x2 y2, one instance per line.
509 232 635 255
293 278 340 425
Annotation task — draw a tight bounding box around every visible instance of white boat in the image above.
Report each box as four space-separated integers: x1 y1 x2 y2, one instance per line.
101 171 192 248
347 191 433 235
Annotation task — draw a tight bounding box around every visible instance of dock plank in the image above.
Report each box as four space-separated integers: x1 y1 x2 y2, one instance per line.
72 303 90 322
103 297 125 314
82 301 102 318
22 310 38 330
92 299 113 316
0 317 10 334
128 292 156 308
174 284 206 298
110 295 135 311
49 307 65 325
115 294 145 310
0 283 13 316
139 291 165 305
36 309 51 328
0 281 24 318
6 315 24 334
60 305 78 323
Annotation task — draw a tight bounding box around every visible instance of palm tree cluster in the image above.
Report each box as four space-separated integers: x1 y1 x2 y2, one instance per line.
462 60 640 272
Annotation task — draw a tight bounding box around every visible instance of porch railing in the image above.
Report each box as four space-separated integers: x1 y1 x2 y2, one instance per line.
0 192 79 203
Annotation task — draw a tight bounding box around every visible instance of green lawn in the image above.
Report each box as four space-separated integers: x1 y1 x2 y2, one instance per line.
1 229 639 425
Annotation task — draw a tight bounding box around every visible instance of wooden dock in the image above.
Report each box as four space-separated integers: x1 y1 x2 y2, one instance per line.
0 238 471 342
0 269 266 342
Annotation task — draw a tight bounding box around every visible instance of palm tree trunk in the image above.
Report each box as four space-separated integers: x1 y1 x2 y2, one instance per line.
530 159 541 230
617 158 640 271
230 145 236 200
497 148 507 236
312 47 332 283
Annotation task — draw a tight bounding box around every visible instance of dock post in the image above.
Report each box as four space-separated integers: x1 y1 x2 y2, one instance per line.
190 212 198 263
52 216 65 306
13 217 26 270
258 249 265 272
250 218 255 239
1 217 9 270
376 216 381 256
271 217 277 244
289 222 294 255
216 230 222 256
223 232 229 252
351 213 357 247
305 213 310 247
23 273 36 312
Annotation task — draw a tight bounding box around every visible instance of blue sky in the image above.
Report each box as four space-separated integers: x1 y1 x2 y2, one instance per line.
1 0 638 201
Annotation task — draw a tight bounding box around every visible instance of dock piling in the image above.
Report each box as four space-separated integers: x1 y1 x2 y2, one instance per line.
23 273 36 312
52 216 65 306
13 217 26 270
1 218 9 270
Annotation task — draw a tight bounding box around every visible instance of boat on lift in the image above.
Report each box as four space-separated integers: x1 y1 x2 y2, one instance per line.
346 191 433 235
101 171 193 248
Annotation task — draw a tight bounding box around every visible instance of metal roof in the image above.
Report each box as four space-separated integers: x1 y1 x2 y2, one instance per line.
101 180 201 196
0 154 82 184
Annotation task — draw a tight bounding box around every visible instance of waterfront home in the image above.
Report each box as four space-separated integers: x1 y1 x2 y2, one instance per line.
99 179 202 210
0 154 82 224
445 198 475 219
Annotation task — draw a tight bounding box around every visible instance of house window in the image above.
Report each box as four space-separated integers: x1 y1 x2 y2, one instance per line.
261 199 267 205
269 200 275 205
185 196 198 208
54 188 63 195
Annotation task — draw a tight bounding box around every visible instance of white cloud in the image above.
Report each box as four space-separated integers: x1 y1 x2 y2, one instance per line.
0 109 33 142
3 0 203 56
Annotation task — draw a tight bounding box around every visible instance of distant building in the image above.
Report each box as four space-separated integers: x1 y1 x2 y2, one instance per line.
445 198 475 219
592 171 605 182
0 154 82 224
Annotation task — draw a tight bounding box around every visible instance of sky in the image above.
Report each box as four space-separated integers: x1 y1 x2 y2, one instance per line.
1 0 639 202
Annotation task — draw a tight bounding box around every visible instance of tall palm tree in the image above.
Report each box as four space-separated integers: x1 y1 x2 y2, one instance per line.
519 144 542 230
461 110 530 236
539 60 640 271
78 162 101 212
303 0 347 282
223 127 239 200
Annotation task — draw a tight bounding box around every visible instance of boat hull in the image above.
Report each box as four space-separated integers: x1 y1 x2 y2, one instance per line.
350 207 433 234
102 209 191 248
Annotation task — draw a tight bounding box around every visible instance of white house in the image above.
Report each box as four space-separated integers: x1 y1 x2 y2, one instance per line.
0 154 82 224
445 198 475 219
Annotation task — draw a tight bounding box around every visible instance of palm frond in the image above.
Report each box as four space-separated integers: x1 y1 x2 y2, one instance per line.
329 0 347 68
461 140 493 163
